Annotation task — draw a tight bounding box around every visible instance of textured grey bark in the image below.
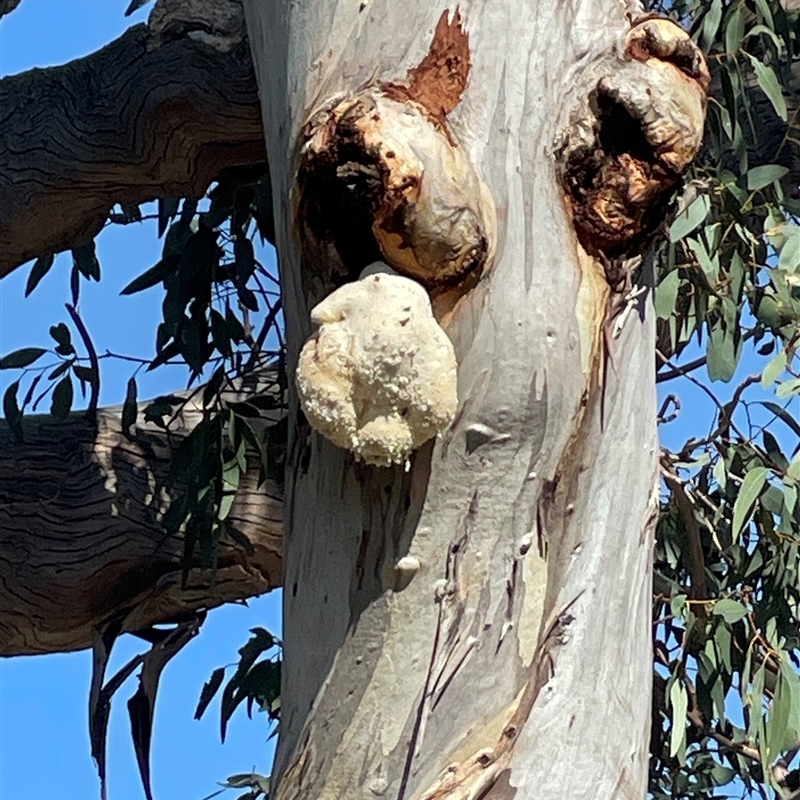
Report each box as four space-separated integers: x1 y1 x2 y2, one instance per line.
0 22 264 278
243 1 671 797
0 0 21 18
0 392 283 656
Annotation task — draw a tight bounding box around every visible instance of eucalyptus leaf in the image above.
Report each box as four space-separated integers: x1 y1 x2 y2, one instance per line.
158 197 180 238
25 254 55 297
655 269 681 319
669 194 710 243
747 164 789 191
762 349 787 388
747 55 787 122
713 598 747 624
50 376 74 420
768 667 791 759
3 380 22 440
122 377 138 435
0 347 47 370
120 255 181 296
776 377 800 399
669 677 688 758
72 242 101 281
194 667 225 721
787 451 800 482
731 466 767 539
701 0 723 51
706 316 740 382
724 5 744 55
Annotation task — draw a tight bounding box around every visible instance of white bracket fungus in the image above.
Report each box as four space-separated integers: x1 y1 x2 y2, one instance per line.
296 267 458 467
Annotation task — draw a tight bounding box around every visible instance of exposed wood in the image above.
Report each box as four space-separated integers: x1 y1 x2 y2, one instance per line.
0 22 265 278
0 385 284 656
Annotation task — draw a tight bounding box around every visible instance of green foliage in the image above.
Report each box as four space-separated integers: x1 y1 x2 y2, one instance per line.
195 628 281 745
652 0 800 389
0 163 284 798
649 0 800 796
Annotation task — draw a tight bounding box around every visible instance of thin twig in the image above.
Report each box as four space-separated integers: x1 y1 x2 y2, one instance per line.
101 350 156 365
661 464 709 612
66 302 100 420
684 675 761 761
657 352 709 383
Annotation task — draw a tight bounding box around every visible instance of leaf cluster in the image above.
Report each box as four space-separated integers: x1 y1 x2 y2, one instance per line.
195 627 282 745
648 0 800 797
1 163 285 800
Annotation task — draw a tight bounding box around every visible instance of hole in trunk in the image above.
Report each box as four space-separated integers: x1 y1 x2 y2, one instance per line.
559 87 680 261
297 115 386 288
596 92 652 162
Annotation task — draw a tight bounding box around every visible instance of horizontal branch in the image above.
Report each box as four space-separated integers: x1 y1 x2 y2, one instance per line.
0 21 266 278
0 379 284 656
0 0 21 18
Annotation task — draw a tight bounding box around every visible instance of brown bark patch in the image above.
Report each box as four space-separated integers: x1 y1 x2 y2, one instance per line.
296 92 494 302
381 8 470 128
557 17 708 259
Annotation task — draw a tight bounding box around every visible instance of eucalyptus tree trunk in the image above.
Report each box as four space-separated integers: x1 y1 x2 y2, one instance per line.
243 1 706 797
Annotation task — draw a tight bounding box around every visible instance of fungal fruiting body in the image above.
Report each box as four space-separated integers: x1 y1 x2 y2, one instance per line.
296 270 458 467
294 11 491 464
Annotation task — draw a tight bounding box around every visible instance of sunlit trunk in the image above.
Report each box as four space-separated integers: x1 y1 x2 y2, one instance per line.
244 1 705 795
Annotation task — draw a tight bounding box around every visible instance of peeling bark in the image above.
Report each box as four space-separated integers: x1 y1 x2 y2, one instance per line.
243 1 704 797
0 386 283 656
0 21 265 278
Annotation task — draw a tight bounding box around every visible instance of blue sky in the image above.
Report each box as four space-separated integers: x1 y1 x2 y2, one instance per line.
0 4 281 800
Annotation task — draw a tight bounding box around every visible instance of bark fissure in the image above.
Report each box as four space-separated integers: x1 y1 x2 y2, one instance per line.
0 387 283 656
0 23 265 278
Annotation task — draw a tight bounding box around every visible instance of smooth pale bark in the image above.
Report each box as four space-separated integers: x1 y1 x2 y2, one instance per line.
0 389 283 656
0 23 265 279
245 1 661 798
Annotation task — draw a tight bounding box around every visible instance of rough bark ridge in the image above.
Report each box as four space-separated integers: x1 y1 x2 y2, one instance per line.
0 385 283 656
0 21 265 278
241 0 701 797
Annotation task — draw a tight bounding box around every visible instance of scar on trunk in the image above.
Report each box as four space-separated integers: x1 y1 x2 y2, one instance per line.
381 8 471 130
295 7 493 303
557 17 709 261
293 9 494 465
